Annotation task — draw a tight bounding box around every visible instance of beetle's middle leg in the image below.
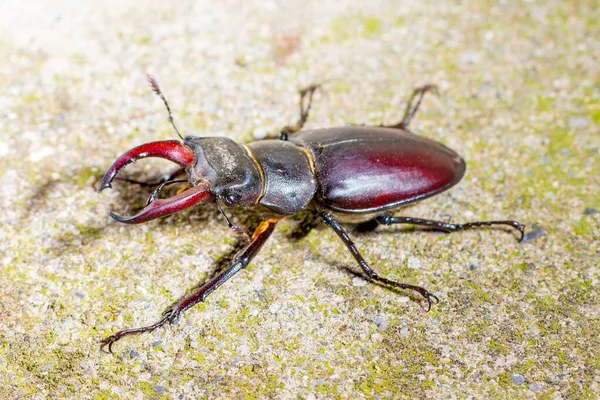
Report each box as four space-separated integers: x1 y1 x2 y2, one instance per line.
382 84 438 130
100 218 278 353
277 84 321 140
321 211 439 311
376 215 525 242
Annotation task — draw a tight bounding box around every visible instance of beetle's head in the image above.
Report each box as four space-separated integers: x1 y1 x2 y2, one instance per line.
98 139 215 224
98 75 264 223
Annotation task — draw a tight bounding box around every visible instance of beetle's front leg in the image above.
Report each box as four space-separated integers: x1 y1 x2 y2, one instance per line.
321 212 439 311
112 166 187 187
100 218 279 353
376 215 525 242
274 84 321 141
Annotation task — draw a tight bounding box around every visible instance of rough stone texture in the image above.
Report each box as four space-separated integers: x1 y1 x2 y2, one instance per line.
0 0 598 398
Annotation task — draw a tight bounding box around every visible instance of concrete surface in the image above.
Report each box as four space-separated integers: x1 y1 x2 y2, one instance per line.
0 0 598 398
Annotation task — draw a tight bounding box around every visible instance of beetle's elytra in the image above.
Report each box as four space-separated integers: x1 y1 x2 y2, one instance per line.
97 76 524 352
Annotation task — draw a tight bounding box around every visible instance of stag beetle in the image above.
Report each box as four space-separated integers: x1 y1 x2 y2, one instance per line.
97 76 524 352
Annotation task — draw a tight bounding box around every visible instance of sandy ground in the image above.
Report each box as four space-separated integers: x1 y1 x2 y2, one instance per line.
0 0 598 398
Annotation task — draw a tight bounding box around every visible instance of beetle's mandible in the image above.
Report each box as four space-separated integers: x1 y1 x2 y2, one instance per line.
97 76 525 352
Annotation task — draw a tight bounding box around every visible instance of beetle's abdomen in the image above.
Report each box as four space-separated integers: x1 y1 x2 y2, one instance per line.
291 127 465 213
247 140 317 215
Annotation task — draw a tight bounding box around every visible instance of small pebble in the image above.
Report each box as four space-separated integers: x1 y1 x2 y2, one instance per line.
400 327 409 337
510 374 525 385
253 127 267 140
0 142 9 157
268 303 281 314
352 277 367 286
152 386 166 394
528 383 541 392
407 257 422 269
372 316 389 331
29 146 55 162
41 363 54 373
567 116 589 129
371 332 383 343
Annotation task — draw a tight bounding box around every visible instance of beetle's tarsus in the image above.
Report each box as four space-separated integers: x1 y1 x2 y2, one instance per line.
277 83 322 140
376 215 526 242
145 179 189 206
421 290 440 312
100 313 173 354
279 131 289 141
100 336 117 354
515 223 526 243
383 84 438 130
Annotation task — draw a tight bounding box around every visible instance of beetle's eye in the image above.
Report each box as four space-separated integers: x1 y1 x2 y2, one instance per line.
225 194 237 205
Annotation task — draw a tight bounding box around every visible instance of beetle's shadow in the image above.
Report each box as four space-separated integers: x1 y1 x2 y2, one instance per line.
285 210 321 241
160 213 262 312
291 214 436 308
162 212 430 315
22 168 112 255
326 258 429 307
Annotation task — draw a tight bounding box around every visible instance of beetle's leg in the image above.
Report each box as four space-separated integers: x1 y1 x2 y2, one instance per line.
376 215 525 242
114 167 187 187
278 84 321 140
100 218 279 353
321 212 439 311
382 84 438 130
288 209 320 240
145 179 188 206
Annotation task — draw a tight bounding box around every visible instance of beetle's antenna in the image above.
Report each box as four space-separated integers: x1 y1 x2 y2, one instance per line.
147 74 184 140
216 202 250 240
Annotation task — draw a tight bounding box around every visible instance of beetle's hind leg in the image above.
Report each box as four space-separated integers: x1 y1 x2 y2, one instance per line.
100 219 279 353
376 215 525 242
382 84 438 130
321 212 439 311
277 84 321 140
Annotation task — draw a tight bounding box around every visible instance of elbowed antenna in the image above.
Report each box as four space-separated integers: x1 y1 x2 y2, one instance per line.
147 74 184 140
